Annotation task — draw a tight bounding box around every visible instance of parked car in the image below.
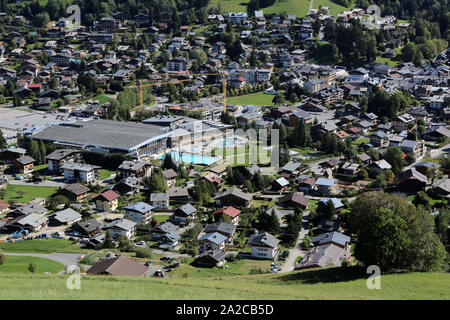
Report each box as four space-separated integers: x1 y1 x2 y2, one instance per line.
137 241 145 246
145 261 152 266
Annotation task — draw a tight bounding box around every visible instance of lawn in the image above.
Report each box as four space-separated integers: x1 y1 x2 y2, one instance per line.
307 199 319 210
209 0 348 17
98 169 115 180
0 267 448 299
227 92 277 106
83 94 112 105
352 137 370 146
2 185 58 203
291 147 317 154
0 256 64 274
153 215 170 224
0 239 88 254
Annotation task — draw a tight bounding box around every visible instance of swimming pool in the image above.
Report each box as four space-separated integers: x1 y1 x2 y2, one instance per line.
159 152 220 165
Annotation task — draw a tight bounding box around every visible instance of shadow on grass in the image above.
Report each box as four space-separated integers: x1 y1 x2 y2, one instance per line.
278 266 368 284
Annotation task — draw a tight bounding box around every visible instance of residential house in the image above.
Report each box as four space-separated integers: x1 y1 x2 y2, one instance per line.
152 221 179 240
272 177 290 192
277 192 309 209
5 213 48 233
162 169 178 187
295 242 350 270
194 249 227 268
73 219 103 237
399 140 426 159
430 178 450 199
104 218 137 240
312 232 350 249
150 193 170 209
214 206 241 226
197 232 228 252
118 160 152 179
202 222 236 245
393 114 415 133
247 232 280 260
93 190 120 212
370 131 389 147
86 257 148 277
123 202 154 224
61 163 100 183
12 156 35 173
166 186 190 202
46 149 81 174
60 183 90 203
170 203 197 226
214 188 253 207
395 168 428 193
314 178 336 195
49 208 82 226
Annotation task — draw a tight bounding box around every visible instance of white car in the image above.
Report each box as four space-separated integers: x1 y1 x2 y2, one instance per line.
137 241 146 246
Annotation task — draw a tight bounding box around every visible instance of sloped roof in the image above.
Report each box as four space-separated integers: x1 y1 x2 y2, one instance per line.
312 232 350 246
248 232 280 248
51 208 82 223
214 188 253 202
198 231 227 245
278 192 309 207
86 257 148 276
214 206 241 218
396 168 428 185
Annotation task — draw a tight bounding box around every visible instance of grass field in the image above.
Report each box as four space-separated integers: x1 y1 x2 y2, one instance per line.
227 92 277 106
209 0 349 17
153 215 170 224
0 267 448 299
2 185 58 203
0 256 65 274
98 169 115 180
0 239 88 254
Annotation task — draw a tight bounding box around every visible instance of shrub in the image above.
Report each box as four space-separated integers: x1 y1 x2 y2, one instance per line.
226 254 236 262
135 248 153 259
186 247 199 257
28 263 37 273
0 253 5 265
249 267 264 274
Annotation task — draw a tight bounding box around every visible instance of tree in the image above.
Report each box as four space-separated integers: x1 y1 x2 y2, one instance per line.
27 139 40 162
147 173 168 192
413 191 432 208
0 253 5 265
117 236 134 252
103 232 115 249
163 154 177 170
272 94 286 106
0 130 6 149
434 208 450 246
384 146 404 175
348 192 446 271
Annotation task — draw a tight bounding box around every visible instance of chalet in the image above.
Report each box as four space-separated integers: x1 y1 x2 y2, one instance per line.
214 188 253 207
247 232 280 260
4 213 48 233
422 126 450 142
318 198 344 212
413 162 441 176
203 222 236 245
272 177 290 192
203 172 223 186
430 178 450 199
49 208 82 226
214 206 241 225
312 232 350 249
0 146 26 163
295 243 350 270
198 232 228 252
171 203 197 226
393 114 415 133
114 176 141 196
12 155 35 173
104 218 137 240
123 202 153 224
118 160 152 179
152 221 178 240
277 192 309 209
150 193 170 209
395 168 428 193
73 219 103 237
166 186 190 202
370 131 389 147
314 178 336 195
46 149 81 174
194 249 227 268
93 190 120 212
60 183 90 203
289 110 313 126
317 218 342 233
162 169 178 187
87 257 148 277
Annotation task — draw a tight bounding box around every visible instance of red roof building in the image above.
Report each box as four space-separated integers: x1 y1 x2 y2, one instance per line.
214 206 241 225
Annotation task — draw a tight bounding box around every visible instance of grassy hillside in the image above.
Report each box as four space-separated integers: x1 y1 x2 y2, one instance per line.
0 267 448 299
0 256 65 274
3 185 58 203
227 92 277 106
209 0 349 17
0 239 89 254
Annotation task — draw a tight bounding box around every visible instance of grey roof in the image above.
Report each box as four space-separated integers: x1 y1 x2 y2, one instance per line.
46 149 79 161
105 218 136 231
203 222 236 236
124 201 153 214
15 155 35 165
374 159 392 170
247 232 280 248
312 232 350 247
372 131 387 138
155 221 178 233
166 186 189 198
282 161 301 172
51 208 82 223
75 219 103 233
118 160 149 171
432 178 450 193
18 213 48 228
33 119 168 152
274 177 290 187
198 231 227 245
61 162 100 172
315 178 335 187
195 249 227 262
175 203 197 216
214 188 253 202
399 140 419 149
296 243 347 269
150 193 169 201
62 183 90 195
319 198 344 209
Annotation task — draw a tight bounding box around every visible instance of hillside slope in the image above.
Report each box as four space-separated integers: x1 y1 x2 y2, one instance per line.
0 267 449 299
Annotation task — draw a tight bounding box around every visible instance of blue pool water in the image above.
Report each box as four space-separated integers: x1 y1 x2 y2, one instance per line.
159 152 220 165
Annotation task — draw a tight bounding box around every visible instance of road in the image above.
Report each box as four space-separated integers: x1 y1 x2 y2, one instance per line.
3 252 83 267
280 213 310 273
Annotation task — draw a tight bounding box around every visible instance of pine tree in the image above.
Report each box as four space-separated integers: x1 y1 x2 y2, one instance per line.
103 232 115 249
28 139 40 162
0 130 6 149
